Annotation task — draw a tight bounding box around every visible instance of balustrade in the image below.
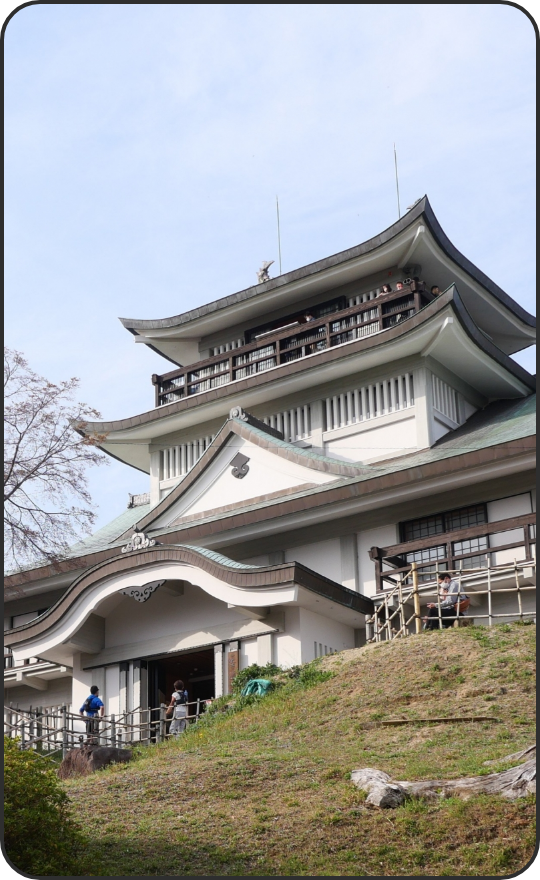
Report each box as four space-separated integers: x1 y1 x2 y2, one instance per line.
153 283 435 407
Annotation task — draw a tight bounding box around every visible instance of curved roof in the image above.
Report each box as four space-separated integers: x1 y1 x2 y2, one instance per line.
9 393 535 593
4 545 373 652
76 286 535 473
120 196 535 363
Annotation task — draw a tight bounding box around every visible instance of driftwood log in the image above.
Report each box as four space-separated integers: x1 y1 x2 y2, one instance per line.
351 747 536 808
58 744 133 779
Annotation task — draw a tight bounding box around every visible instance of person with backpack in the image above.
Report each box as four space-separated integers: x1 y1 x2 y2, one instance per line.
79 685 105 741
168 679 189 735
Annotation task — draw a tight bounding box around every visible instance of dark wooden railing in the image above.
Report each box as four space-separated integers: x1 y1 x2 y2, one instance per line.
369 513 536 592
152 283 435 407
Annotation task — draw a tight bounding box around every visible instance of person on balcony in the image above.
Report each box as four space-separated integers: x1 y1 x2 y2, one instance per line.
381 284 392 294
430 285 441 296
424 574 468 629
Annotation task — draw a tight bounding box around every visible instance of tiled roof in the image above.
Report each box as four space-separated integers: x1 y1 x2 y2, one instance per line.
149 394 536 536
15 394 536 571
68 503 153 556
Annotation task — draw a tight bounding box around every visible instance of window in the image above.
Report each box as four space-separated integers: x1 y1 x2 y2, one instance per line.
401 504 487 542
405 545 447 583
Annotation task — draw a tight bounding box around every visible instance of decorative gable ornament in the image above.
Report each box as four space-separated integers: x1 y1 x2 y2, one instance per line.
230 452 250 479
121 530 158 553
229 406 248 421
121 579 165 603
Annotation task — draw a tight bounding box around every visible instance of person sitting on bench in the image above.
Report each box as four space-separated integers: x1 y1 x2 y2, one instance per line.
424 574 469 629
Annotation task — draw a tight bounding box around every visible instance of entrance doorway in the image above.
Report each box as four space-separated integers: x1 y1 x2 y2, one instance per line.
147 647 215 710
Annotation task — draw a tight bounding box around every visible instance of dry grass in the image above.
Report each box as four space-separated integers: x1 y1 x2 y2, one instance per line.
65 623 536 876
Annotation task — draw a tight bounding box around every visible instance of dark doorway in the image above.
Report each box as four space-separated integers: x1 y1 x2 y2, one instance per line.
147 647 215 711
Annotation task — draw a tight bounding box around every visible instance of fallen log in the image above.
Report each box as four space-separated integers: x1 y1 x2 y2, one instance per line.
351 755 536 808
483 744 535 765
380 716 498 726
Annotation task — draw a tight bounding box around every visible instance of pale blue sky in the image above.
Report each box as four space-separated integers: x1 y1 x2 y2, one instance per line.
4 3 536 531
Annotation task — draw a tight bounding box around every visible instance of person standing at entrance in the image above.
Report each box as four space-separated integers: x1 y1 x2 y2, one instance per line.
168 680 189 735
79 685 105 742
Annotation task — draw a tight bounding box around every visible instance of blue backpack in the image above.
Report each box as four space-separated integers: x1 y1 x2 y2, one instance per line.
81 695 101 715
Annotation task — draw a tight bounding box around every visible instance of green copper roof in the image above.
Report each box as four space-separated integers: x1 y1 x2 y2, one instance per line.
68 503 153 556
151 394 536 535
37 393 537 561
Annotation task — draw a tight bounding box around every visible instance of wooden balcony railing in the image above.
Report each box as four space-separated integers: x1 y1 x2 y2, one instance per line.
152 283 435 407
369 513 537 592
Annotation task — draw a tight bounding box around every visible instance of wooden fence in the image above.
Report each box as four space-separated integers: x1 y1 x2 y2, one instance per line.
4 698 210 760
365 558 536 643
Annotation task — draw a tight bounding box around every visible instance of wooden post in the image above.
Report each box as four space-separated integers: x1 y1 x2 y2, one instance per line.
158 704 166 743
36 707 43 754
196 698 201 721
411 563 422 634
514 559 523 621
398 578 406 637
487 558 492 627
110 713 117 748
227 643 239 693
61 705 68 759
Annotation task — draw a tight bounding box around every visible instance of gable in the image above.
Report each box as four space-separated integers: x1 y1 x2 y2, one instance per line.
151 434 337 529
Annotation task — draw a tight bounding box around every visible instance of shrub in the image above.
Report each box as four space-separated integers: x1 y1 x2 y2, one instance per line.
284 657 334 687
4 737 86 875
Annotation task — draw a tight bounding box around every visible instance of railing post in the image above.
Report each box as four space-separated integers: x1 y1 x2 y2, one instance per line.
158 704 166 743
196 698 201 721
411 563 422 634
61 705 68 759
487 558 492 627
110 713 116 748
36 707 43 754
514 559 523 621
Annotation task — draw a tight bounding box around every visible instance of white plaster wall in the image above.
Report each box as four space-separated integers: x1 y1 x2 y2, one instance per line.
104 585 247 649
324 416 417 463
487 493 532 523
299 608 355 662
4 677 73 712
285 539 341 582
237 554 270 566
470 589 536 626
432 416 453 444
462 398 477 421
72 653 100 716
154 436 335 526
240 638 259 669
357 525 399 597
487 493 533 565
274 608 302 668
105 665 120 716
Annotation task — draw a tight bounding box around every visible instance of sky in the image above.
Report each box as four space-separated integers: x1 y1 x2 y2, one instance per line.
4 3 537 533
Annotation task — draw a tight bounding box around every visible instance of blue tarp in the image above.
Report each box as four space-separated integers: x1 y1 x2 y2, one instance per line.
240 678 274 697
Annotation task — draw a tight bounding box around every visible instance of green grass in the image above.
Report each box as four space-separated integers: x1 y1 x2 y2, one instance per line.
64 623 536 876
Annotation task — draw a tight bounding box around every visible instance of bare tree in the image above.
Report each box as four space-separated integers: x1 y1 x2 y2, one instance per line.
4 348 109 572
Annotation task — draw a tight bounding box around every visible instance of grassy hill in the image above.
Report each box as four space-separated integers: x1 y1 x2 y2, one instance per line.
66 623 536 876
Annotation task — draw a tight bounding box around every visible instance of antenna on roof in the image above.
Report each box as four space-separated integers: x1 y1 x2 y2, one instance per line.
276 195 282 275
393 143 401 219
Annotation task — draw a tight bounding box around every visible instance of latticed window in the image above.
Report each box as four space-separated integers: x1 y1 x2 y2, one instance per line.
404 545 447 582
401 504 487 542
